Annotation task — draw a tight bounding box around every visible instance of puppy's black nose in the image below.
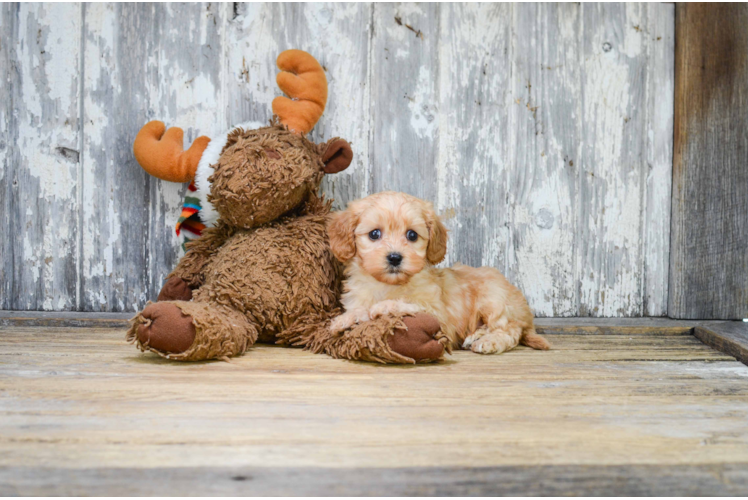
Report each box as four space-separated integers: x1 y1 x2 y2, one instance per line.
387 252 403 267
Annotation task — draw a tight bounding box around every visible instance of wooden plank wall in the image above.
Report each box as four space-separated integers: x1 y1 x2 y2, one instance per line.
669 4 748 320
0 3 674 316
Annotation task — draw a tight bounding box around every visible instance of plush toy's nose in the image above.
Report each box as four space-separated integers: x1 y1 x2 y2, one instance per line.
387 253 403 267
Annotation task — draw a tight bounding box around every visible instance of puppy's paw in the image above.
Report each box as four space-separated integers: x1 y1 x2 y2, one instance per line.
369 300 422 319
330 309 370 333
462 329 487 350
469 333 511 355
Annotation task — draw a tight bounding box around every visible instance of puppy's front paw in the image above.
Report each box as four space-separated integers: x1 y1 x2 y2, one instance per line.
369 300 422 319
330 309 370 333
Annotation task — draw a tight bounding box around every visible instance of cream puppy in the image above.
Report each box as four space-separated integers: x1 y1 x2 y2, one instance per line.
327 191 550 355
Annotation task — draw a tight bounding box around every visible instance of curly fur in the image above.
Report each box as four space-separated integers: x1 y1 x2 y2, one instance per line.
329 191 551 355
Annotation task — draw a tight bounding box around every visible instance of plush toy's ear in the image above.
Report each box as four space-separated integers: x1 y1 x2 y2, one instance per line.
327 209 358 262
321 138 353 174
133 121 210 183
424 206 448 265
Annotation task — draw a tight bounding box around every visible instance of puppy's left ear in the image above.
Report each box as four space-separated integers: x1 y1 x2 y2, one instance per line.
425 207 448 265
321 138 353 174
327 208 358 262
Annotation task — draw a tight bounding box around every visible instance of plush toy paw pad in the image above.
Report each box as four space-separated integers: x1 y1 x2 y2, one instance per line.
137 302 196 354
388 313 445 362
157 276 193 302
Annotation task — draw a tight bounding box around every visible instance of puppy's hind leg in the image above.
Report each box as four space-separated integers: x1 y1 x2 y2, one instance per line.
464 319 524 355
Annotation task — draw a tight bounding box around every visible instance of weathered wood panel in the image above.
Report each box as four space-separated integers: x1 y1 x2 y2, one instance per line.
0 4 82 311
81 3 155 312
577 4 674 317
1 3 676 316
436 3 514 293
81 3 226 311
4 463 748 496
669 4 748 319
370 3 440 202
694 322 748 366
1 326 747 495
504 4 580 316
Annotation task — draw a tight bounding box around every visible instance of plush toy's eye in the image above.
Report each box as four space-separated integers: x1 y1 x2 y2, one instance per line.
406 230 418 242
264 148 281 160
369 229 381 241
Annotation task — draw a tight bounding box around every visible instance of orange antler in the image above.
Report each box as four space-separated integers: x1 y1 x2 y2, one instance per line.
272 49 328 135
133 121 210 183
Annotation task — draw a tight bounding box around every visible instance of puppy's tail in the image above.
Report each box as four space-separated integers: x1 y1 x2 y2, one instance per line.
520 327 551 350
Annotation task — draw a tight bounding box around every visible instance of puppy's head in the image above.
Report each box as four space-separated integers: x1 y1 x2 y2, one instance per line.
328 191 447 285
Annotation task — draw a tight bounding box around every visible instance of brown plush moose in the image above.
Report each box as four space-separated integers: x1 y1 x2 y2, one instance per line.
126 50 446 363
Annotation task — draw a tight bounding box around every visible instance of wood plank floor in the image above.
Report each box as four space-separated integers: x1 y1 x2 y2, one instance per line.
2 324 748 495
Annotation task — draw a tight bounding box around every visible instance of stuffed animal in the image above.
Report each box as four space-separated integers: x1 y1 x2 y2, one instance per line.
126 50 447 364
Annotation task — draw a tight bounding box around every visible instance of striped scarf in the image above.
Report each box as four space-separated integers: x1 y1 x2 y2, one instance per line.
175 182 206 252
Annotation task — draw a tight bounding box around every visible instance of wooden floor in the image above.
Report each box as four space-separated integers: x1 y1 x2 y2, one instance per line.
2 322 748 495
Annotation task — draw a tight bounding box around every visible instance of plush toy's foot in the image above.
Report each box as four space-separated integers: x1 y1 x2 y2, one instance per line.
157 276 193 302
299 311 448 364
137 302 196 353
128 301 258 361
389 313 445 362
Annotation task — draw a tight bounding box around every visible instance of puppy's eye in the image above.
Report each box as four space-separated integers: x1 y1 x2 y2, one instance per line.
406 230 418 242
369 229 381 241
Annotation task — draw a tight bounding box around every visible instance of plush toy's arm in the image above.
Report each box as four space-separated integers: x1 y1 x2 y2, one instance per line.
165 222 235 291
282 310 449 364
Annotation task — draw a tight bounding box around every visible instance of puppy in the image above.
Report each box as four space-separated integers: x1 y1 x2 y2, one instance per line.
327 191 550 355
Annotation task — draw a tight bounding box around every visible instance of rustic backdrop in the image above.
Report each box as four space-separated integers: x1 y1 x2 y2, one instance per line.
1 3 676 316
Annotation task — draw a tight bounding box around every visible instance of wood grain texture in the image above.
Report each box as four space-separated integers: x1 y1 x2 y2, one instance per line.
4 463 748 496
0 4 82 311
81 3 226 312
1 4 676 316
80 3 155 312
669 4 748 319
436 3 514 291
1 325 747 495
694 322 748 365
370 3 440 202
577 4 674 317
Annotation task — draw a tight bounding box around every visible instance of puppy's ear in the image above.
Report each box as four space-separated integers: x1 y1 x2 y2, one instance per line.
327 209 358 262
425 207 448 265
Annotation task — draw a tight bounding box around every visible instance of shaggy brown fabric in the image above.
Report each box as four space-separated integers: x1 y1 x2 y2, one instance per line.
192 198 338 343
170 222 236 288
297 312 447 364
211 124 324 229
127 301 258 361
157 276 193 302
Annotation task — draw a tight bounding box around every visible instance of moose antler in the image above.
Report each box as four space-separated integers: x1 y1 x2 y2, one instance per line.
133 121 211 183
272 49 328 135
